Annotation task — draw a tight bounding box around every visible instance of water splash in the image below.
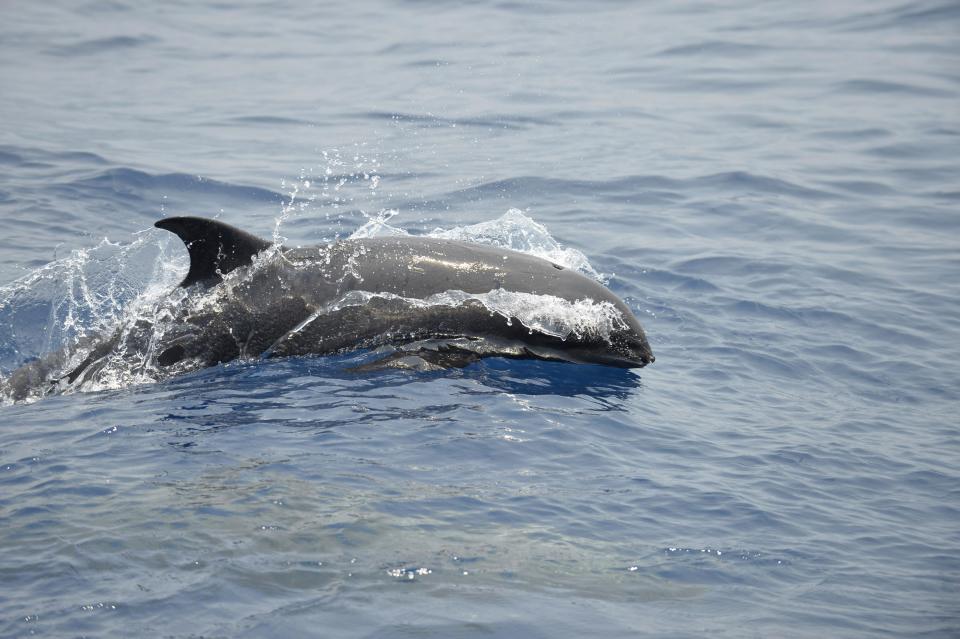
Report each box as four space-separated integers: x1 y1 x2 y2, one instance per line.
349 209 405 239
327 289 627 341
0 233 184 372
430 209 604 281
276 147 386 241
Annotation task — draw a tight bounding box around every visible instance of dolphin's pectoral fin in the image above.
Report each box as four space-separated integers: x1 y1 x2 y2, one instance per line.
348 335 579 373
349 344 484 372
155 216 272 288
61 332 121 384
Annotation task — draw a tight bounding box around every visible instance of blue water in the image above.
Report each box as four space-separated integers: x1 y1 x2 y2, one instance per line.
2 0 959 636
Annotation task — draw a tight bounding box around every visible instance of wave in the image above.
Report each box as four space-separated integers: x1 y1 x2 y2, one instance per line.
45 35 158 57
836 1 960 32
428 172 836 208
359 111 555 130
63 168 285 204
214 115 321 127
832 79 954 98
655 41 775 58
0 144 110 169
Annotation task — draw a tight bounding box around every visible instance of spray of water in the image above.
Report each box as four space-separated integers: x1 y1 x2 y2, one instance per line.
0 232 189 402
325 290 627 342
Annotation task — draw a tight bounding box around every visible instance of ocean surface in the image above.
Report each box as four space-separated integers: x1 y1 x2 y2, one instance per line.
1 0 959 636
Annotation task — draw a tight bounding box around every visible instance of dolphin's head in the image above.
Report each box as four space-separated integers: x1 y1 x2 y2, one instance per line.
554 336 653 369
550 313 654 369
588 298 655 368
618 327 656 368
541 268 654 369
581 326 655 369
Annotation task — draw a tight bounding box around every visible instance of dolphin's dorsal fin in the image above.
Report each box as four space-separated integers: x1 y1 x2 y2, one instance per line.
155 216 272 287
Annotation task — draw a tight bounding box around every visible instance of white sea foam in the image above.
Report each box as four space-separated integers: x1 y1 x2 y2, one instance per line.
0 233 184 369
349 209 406 239
429 209 604 281
327 289 627 341
0 232 189 401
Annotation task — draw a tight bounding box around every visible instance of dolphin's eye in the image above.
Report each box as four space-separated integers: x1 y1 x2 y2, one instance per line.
552 263 564 270
158 345 186 367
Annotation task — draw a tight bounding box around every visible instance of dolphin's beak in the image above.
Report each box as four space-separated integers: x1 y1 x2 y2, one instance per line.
565 331 654 369
620 330 655 368
639 332 655 364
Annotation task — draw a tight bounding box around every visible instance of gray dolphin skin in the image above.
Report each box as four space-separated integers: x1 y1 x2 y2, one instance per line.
4 217 653 400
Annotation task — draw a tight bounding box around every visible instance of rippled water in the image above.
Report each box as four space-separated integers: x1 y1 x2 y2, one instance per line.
1 0 958 636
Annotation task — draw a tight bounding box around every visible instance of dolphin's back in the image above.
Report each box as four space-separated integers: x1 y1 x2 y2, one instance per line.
299 236 621 306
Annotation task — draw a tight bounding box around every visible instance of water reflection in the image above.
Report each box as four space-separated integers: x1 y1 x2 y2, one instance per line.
154 353 643 438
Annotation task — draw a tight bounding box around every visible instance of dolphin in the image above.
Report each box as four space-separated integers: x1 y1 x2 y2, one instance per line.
2 216 653 401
